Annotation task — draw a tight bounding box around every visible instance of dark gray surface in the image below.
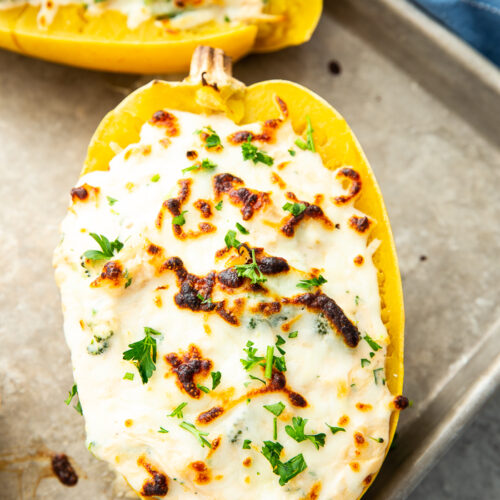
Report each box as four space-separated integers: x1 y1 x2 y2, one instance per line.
408 385 500 500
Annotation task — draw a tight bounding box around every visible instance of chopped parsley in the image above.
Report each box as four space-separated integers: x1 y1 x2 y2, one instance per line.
261 441 307 486
123 269 132 288
288 149 296 157
106 196 118 206
180 421 212 448
168 402 187 419
264 346 274 379
65 383 83 415
264 402 285 416
355 295 360 305
151 174 160 182
224 229 241 249
182 158 217 174
275 335 286 355
158 427 169 434
196 293 212 305
285 417 326 450
122 327 161 384
242 439 252 449
83 233 123 262
282 202 306 217
215 200 223 211
197 384 210 394
326 424 346 434
172 210 187 226
273 417 278 439
363 334 381 352
123 372 134 381
294 116 315 152
296 275 327 290
211 371 221 390
203 127 222 149
235 249 267 284
236 222 249 234
241 136 274 166
248 374 266 385
224 15 230 22
373 367 385 385
369 436 384 443
361 358 371 368
288 331 298 339
240 340 264 371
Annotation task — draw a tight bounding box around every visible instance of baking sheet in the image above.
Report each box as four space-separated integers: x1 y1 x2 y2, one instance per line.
1 0 499 498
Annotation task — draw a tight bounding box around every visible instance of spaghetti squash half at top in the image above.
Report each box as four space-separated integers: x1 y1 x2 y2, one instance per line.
0 0 322 73
54 47 407 499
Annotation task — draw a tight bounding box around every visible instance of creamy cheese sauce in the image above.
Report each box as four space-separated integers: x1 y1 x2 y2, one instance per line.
0 0 265 30
54 100 395 499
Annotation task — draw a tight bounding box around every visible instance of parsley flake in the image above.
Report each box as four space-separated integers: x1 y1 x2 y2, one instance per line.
151 174 160 182
264 402 285 416
158 427 169 433
83 233 123 262
122 327 162 384
242 439 252 449
361 358 371 368
275 335 286 355
196 293 212 305
211 371 221 390
168 402 187 419
283 202 306 217
294 116 315 152
107 196 118 206
285 417 326 450
65 384 83 415
288 331 298 339
326 424 346 435
240 340 264 371
235 249 267 284
369 436 384 443
182 158 217 174
172 210 187 226
264 346 274 379
123 372 134 381
363 334 381 352
261 441 307 486
197 384 210 394
180 421 212 448
288 149 296 157
296 275 327 290
215 200 223 211
203 127 222 149
224 229 241 249
236 222 249 234
373 367 384 385
241 136 274 166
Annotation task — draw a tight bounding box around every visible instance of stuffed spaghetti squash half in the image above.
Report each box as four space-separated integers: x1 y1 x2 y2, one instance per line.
0 0 321 73
54 46 406 499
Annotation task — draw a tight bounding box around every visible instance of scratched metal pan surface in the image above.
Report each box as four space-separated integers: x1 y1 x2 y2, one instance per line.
0 0 499 498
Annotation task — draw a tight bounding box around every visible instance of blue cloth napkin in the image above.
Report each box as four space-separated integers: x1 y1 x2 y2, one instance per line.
411 0 500 66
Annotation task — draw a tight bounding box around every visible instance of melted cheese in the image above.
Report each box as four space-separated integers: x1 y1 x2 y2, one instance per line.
0 0 265 30
54 105 395 499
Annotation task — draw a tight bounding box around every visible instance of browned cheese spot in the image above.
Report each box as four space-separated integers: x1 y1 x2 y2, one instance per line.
213 173 270 220
338 415 350 426
350 462 360 473
165 344 212 398
227 117 283 146
302 482 322 500
138 456 169 497
149 110 179 137
354 255 364 266
197 406 224 425
354 432 366 447
51 454 78 487
254 301 282 316
243 457 252 467
334 168 362 205
90 261 126 288
248 370 307 408
189 461 212 484
392 395 409 410
156 178 191 229
194 199 213 219
186 150 198 161
363 474 373 486
356 403 373 412
124 419 133 428
275 96 289 118
70 183 99 203
271 172 287 190
283 292 360 347
280 192 334 237
349 215 371 234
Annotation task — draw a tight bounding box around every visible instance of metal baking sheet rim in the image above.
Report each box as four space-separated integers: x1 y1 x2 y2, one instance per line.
360 0 500 498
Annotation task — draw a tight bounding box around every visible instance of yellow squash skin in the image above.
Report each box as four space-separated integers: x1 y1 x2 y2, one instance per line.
80 47 405 497
0 0 322 73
